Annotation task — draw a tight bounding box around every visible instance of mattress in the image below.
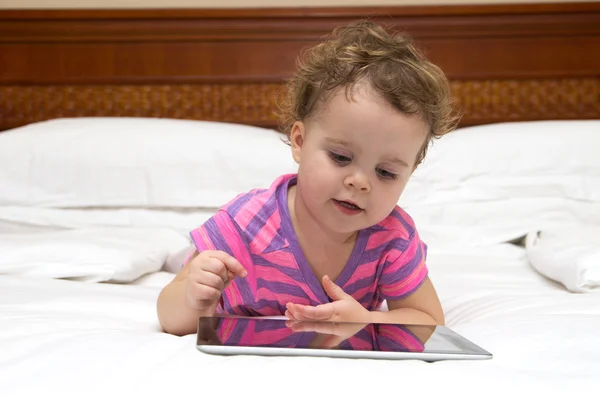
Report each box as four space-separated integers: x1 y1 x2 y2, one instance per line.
1 244 598 396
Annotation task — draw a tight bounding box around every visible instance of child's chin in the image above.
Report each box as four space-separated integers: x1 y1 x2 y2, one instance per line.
328 220 368 235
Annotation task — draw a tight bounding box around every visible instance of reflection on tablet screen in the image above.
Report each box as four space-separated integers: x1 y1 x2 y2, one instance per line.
198 317 436 353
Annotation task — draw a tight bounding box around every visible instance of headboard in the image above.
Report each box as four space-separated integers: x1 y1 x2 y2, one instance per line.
1 2 599 132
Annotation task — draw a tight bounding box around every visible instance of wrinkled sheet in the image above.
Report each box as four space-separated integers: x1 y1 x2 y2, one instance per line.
1 244 598 396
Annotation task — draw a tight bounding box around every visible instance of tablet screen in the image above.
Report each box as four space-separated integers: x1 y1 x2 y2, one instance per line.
197 316 490 358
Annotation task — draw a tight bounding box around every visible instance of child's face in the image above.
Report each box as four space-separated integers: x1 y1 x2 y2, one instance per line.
290 83 429 235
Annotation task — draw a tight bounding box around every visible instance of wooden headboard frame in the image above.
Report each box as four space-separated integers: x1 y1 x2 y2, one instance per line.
1 2 599 132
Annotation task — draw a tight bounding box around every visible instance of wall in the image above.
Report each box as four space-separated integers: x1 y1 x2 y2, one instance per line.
1 0 596 9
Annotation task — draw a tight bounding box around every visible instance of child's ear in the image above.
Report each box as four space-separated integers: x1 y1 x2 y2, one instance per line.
290 121 306 164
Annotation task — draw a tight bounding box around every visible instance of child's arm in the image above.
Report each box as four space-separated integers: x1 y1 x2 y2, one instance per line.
371 225 445 325
157 251 207 337
158 208 251 336
285 225 445 326
371 277 445 325
285 274 444 326
157 249 246 336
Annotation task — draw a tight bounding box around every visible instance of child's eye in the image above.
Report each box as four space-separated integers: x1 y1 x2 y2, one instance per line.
376 168 397 180
328 151 351 164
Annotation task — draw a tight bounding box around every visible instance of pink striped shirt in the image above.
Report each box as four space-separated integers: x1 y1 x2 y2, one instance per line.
190 174 428 316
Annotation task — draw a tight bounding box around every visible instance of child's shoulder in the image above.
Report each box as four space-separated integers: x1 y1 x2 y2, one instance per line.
372 205 417 240
218 173 293 223
366 207 424 263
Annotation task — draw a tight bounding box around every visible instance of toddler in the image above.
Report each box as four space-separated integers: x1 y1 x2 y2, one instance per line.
157 20 459 337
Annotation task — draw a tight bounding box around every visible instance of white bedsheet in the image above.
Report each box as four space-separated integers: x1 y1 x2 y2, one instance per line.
1 245 598 396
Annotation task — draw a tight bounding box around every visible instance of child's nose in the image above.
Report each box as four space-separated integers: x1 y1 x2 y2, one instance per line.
344 172 371 192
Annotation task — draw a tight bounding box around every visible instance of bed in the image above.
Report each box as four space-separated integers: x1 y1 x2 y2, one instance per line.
1 3 599 396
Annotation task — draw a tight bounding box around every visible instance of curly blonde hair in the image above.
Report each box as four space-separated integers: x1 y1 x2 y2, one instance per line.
279 20 460 167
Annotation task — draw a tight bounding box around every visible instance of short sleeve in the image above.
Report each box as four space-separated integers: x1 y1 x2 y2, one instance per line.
189 209 252 266
378 228 428 300
189 209 254 315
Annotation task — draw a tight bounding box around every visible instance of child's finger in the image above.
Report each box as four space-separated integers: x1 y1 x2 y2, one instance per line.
209 251 247 278
223 270 236 287
197 257 229 282
284 310 297 321
286 303 312 321
190 283 222 303
297 303 334 321
195 270 225 291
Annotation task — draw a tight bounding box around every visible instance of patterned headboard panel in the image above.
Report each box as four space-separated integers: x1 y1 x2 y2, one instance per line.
1 3 599 131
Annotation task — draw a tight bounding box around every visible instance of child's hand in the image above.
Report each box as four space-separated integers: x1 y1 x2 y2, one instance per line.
185 250 247 312
285 275 371 324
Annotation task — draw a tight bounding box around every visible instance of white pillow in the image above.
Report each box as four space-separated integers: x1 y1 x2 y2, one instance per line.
0 117 298 208
400 120 600 246
525 226 600 293
0 227 190 282
0 206 216 236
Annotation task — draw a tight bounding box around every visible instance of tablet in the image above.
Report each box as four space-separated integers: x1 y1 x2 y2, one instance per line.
196 316 492 361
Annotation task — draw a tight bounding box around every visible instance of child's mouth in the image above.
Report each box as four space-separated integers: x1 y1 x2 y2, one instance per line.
333 199 363 213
